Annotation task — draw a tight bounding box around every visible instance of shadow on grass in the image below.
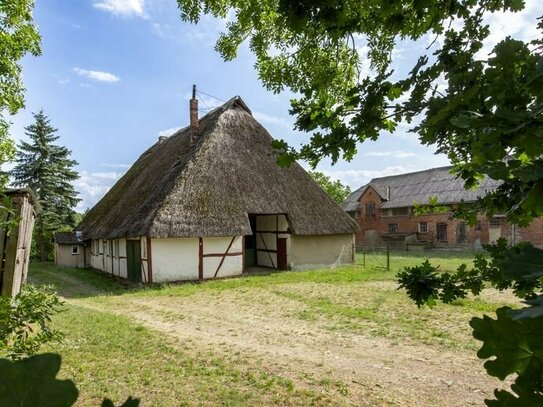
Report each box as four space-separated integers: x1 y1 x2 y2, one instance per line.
27 263 295 300
27 249 477 300
27 262 143 299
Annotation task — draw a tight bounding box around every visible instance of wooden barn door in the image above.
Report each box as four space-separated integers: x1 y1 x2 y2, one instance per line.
126 240 141 283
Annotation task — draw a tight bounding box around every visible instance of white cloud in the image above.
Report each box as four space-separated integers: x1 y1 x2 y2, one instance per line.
100 163 130 169
253 112 293 129
157 127 181 138
74 68 120 83
365 150 417 159
317 166 418 188
93 0 145 17
74 170 125 211
183 14 231 46
478 3 540 58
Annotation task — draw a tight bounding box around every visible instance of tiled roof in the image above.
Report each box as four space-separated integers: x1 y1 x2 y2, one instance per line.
342 166 501 211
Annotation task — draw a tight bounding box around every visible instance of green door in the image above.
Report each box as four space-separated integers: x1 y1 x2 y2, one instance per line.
126 240 141 283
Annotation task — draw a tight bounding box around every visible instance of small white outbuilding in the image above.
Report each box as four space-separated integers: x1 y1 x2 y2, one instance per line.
76 96 357 283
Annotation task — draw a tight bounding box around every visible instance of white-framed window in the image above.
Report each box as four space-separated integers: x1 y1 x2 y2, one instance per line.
388 223 398 233
71 245 79 255
418 222 428 233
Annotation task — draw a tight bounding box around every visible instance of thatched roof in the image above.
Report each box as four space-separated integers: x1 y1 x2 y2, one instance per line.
79 97 357 239
54 231 83 245
342 166 501 212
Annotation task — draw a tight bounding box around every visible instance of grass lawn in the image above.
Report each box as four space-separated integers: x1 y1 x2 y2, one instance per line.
27 252 517 406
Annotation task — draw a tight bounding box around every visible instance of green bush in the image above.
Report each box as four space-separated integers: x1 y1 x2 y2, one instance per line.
0 285 63 359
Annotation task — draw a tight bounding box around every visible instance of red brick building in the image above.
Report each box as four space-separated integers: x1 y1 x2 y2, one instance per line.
342 166 543 250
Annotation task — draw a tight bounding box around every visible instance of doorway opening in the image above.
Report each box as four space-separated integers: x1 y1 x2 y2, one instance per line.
244 214 289 270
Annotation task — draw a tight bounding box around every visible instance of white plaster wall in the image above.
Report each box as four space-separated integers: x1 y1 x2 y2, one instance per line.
203 236 242 253
55 244 84 268
278 214 289 231
290 234 354 270
203 256 242 279
256 215 276 230
257 232 276 251
140 237 148 282
90 240 106 272
257 251 277 268
104 240 113 275
202 236 243 278
90 238 127 277
118 239 127 278
151 238 199 282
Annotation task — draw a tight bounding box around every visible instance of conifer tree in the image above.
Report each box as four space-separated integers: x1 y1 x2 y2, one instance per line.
11 111 80 261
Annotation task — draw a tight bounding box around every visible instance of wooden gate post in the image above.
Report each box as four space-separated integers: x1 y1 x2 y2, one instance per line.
0 189 39 297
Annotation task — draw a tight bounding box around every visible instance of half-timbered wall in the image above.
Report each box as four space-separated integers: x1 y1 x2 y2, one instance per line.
201 236 243 279
151 236 243 282
289 234 354 270
255 214 289 269
90 238 127 278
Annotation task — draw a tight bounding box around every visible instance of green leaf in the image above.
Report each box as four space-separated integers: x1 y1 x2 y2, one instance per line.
0 353 78 407
470 307 542 380
499 244 543 281
396 260 442 307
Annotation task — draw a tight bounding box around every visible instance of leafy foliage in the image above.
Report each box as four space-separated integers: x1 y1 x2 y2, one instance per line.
176 0 542 225
0 285 63 359
471 308 543 406
308 170 351 204
398 239 543 405
0 0 41 184
0 353 140 407
11 111 80 261
412 196 450 216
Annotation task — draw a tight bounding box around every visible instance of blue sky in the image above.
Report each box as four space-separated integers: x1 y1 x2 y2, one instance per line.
10 0 541 211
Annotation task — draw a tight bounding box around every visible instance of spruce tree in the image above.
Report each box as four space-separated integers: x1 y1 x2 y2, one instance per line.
11 111 80 261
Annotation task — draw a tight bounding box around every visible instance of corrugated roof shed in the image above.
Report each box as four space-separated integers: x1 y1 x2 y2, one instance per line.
342 166 501 211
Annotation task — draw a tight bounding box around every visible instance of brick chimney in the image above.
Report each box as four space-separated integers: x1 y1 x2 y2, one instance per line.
190 84 199 143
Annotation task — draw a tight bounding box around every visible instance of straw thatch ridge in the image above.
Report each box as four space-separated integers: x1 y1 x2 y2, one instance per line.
79 97 357 239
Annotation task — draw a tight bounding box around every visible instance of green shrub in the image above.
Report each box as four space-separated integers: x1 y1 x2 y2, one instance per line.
0 285 63 359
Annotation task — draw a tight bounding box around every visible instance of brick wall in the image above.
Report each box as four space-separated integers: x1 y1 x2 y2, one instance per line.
355 188 543 249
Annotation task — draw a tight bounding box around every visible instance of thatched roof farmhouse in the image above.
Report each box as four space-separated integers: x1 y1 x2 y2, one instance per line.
73 95 357 282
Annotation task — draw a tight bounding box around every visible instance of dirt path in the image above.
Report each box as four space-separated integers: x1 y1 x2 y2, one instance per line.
74 286 508 406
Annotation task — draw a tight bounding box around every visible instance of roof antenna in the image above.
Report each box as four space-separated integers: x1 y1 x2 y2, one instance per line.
190 84 199 143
